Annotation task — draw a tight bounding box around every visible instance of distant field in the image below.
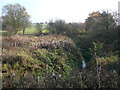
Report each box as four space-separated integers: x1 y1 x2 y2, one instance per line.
0 28 37 35
17 27 49 34
0 27 49 35
0 30 7 36
18 27 38 34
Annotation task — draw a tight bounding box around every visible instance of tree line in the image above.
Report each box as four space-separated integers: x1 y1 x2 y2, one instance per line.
1 3 119 36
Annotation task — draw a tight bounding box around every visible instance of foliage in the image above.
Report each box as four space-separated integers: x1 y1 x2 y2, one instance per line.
2 35 83 88
85 11 117 32
47 19 67 34
35 23 43 33
47 19 85 37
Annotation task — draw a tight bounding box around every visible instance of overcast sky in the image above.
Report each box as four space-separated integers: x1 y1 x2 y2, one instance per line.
0 0 119 23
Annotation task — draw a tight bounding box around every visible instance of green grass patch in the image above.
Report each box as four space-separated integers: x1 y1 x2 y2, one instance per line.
0 30 7 36
1 25 49 35
42 30 49 34
25 27 37 34
17 27 37 34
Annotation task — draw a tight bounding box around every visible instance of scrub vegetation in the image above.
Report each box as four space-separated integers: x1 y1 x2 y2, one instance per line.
1 3 119 88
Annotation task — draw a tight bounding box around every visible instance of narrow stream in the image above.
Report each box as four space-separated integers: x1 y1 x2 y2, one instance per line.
82 60 86 69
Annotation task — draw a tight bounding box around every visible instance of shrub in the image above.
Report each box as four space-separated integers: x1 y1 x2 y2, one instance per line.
2 35 83 88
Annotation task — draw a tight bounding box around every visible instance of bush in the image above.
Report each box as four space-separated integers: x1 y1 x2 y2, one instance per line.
2 35 83 88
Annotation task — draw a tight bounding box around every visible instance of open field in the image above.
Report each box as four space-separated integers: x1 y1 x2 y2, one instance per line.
0 28 37 36
0 30 7 36
1 27 49 35
17 27 38 34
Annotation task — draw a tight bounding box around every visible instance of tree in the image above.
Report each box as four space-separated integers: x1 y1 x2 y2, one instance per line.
48 19 67 34
85 11 117 32
100 11 117 30
65 23 79 37
85 11 101 31
36 23 43 34
2 3 31 35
